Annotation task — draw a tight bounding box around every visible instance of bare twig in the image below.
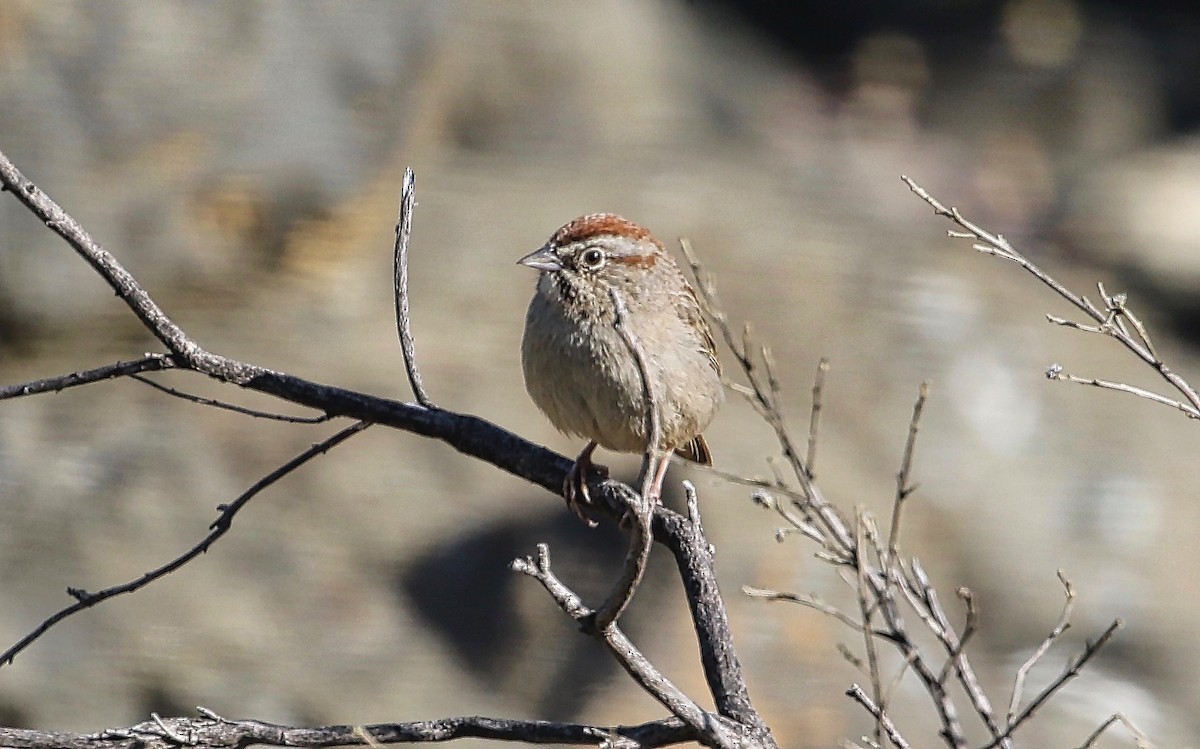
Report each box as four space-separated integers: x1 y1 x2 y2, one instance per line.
130 375 333 423
680 238 853 554
0 354 177 400
689 230 969 746
393 167 433 408
1076 713 1153 749
983 619 1123 749
854 514 886 746
886 381 929 567
743 586 873 636
1007 570 1076 724
1044 365 1200 419
0 420 370 666
935 589 977 686
511 544 735 748
592 483 652 630
806 358 830 479
845 684 912 749
898 562 1006 747
903 174 1200 418
609 288 663 505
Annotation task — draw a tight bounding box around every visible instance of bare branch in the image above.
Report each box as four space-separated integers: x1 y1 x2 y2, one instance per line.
0 150 253 380
393 167 433 407
0 354 176 400
0 149 781 749
853 514 887 746
130 374 333 423
511 544 731 746
1045 366 1200 419
1007 570 1076 724
845 684 912 749
0 421 370 666
682 240 853 555
743 586 871 636
983 619 1123 749
0 709 697 749
902 174 1200 418
1076 713 1153 749
806 358 830 479
886 381 929 567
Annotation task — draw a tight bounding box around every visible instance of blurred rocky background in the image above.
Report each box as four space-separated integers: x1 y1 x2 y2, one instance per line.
0 1 1198 746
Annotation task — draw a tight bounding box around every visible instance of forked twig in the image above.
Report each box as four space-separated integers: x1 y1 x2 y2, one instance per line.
510 544 735 748
1077 712 1153 749
903 174 1200 419
983 619 1122 749
1007 570 1076 724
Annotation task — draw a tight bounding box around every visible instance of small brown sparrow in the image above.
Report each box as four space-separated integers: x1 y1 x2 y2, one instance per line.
519 213 723 522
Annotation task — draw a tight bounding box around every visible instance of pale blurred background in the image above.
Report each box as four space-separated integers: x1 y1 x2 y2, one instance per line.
1 2 1199 747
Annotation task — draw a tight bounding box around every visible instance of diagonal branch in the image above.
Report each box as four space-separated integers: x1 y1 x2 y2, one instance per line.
981 619 1123 749
0 420 370 666
511 544 731 747
0 151 249 382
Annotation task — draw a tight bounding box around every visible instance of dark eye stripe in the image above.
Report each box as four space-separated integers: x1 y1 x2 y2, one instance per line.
608 253 658 270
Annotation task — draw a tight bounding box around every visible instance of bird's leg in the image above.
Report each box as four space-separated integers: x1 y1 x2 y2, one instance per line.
646 452 671 503
564 441 607 527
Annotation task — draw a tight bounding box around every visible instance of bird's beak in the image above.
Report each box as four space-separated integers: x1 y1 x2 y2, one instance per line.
517 245 562 272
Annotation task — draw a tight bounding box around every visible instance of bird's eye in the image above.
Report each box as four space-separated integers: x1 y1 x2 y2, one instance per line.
580 248 605 269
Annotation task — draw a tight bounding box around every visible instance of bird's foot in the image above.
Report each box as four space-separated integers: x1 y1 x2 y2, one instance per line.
564 442 608 528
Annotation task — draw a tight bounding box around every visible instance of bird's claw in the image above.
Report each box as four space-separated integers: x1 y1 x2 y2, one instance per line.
564 451 608 528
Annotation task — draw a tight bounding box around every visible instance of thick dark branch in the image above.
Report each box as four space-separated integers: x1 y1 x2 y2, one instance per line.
0 712 696 749
657 507 767 736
